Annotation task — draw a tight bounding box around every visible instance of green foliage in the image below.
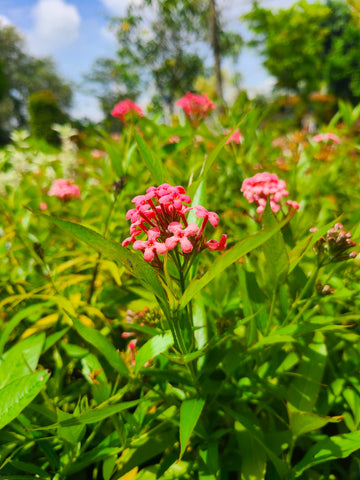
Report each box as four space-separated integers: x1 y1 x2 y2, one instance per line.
0 97 360 479
244 0 360 102
88 0 242 113
0 24 72 142
28 90 67 144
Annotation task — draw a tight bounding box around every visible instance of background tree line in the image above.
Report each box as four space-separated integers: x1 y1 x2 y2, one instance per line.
0 0 359 144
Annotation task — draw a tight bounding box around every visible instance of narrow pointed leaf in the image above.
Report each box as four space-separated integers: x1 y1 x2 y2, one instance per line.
71 313 128 376
58 400 140 426
294 431 360 476
135 333 173 373
261 201 289 292
179 398 205 460
30 211 167 304
0 370 50 429
134 130 170 184
287 332 327 412
179 212 295 309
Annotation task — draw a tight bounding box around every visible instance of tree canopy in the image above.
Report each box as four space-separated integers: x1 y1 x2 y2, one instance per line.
0 23 72 142
87 0 242 116
244 0 360 102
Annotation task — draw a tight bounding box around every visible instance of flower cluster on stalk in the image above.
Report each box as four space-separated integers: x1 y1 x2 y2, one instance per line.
48 179 80 200
111 99 144 123
122 183 226 265
241 172 300 214
176 93 215 127
312 223 357 263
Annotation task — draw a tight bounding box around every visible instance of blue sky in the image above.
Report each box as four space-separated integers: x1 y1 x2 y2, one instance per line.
0 0 297 120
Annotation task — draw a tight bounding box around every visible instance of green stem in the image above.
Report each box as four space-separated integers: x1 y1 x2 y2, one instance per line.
87 190 122 303
265 291 276 336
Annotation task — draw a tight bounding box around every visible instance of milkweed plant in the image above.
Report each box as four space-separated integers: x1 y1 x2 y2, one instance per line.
0 94 359 480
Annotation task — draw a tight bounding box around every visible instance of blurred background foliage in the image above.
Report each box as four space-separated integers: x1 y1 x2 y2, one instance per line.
0 0 360 143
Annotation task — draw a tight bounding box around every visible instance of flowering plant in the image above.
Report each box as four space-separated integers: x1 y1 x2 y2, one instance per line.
241 172 299 214
123 183 226 265
312 132 341 144
48 179 81 200
111 98 144 123
13 99 358 480
176 92 215 127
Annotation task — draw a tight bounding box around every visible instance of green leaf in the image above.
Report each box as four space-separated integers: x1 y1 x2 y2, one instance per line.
43 327 70 353
30 211 168 305
249 334 295 351
103 138 124 177
71 313 128 376
135 333 174 373
237 264 267 337
114 425 176 478
0 370 50 429
8 460 50 479
224 406 288 478
179 212 295 309
179 398 205 460
287 332 327 412
294 431 360 477
57 408 85 446
57 400 140 427
0 333 45 389
81 353 112 404
288 408 343 438
134 130 170 185
261 201 289 292
186 179 206 227
236 423 267 480
0 302 51 354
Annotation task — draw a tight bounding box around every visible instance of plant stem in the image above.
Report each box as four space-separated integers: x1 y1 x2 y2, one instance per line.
87 190 122 303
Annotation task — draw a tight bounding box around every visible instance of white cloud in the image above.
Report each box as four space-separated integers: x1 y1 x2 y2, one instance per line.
0 15 12 26
246 77 277 99
28 0 81 55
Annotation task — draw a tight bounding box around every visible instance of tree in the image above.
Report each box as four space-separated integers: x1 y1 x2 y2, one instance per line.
28 90 67 144
322 0 360 102
87 0 242 114
244 0 360 103
0 24 72 142
244 1 330 96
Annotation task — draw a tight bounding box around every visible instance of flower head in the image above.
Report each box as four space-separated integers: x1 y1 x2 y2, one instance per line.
313 222 357 263
312 133 341 144
133 228 168 262
241 172 298 214
176 93 214 127
111 99 144 123
123 183 226 263
225 129 243 145
48 179 80 200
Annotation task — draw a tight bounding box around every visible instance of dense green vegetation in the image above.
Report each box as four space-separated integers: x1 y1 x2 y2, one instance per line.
0 93 359 479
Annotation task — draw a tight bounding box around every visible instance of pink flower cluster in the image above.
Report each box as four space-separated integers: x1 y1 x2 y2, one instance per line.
111 99 144 123
241 172 299 214
225 129 243 145
48 179 81 200
123 184 226 263
312 133 341 144
176 93 215 127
